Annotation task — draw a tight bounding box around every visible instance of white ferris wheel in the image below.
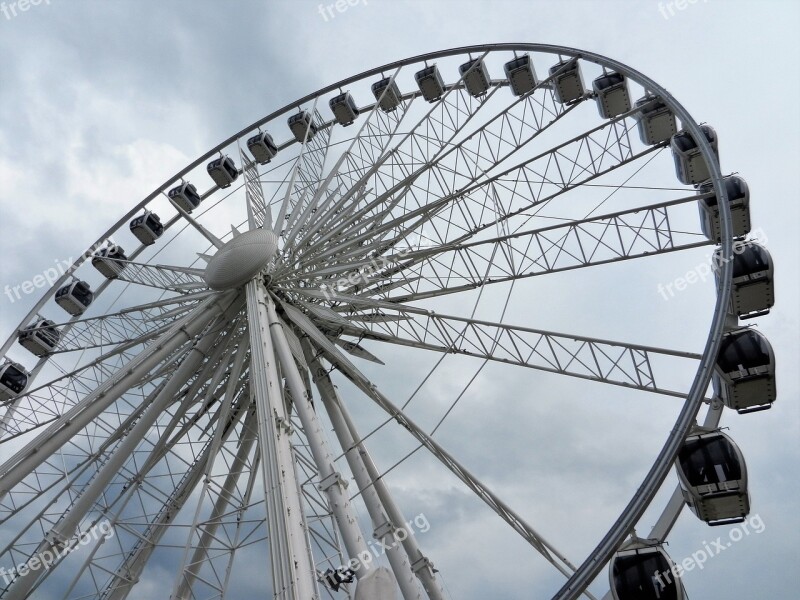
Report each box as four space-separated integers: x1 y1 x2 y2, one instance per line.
0 44 778 600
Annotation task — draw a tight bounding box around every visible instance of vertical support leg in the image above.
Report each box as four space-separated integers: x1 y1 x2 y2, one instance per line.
331 386 445 600
246 279 318 600
267 302 380 589
304 342 425 600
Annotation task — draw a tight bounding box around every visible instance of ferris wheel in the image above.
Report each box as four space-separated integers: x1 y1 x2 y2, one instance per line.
0 44 778 600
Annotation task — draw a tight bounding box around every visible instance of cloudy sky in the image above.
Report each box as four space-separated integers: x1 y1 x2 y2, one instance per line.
0 1 798 599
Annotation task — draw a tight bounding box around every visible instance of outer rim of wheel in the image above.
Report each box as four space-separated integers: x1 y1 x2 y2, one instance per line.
0 43 734 599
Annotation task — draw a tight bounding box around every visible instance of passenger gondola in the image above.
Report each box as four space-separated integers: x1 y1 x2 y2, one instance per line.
715 328 776 413
459 57 491 97
54 280 93 316
548 58 584 104
207 155 239 188
130 210 164 246
371 77 402 112
288 110 317 143
0 361 29 401
676 427 750 526
714 240 774 319
414 65 446 102
634 95 677 145
593 71 630 119
697 175 751 242
168 181 202 213
247 131 278 164
92 244 128 279
504 54 537 96
671 125 719 185
329 92 359 126
18 319 60 357
609 538 686 600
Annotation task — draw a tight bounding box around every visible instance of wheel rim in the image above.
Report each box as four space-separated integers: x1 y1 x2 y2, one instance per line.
0 45 737 600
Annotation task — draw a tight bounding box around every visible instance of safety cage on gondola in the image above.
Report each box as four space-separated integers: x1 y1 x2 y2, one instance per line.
329 92 360 126
549 58 584 104
504 54 537 97
714 328 776 413
18 319 60 357
697 175 751 243
676 427 750 526
168 181 202 213
207 155 239 189
288 110 317 143
0 361 29 401
247 131 278 164
414 64 446 102
714 240 774 320
130 210 164 246
671 125 719 185
92 244 128 279
609 538 686 600
592 71 630 119
459 57 491 98
634 95 677 146
54 280 94 316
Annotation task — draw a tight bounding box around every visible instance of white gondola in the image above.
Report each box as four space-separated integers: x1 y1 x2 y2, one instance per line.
288 110 317 143
676 427 750 526
504 54 537 96
130 210 164 246
207 155 239 189
54 280 93 316
634 95 677 145
548 58 584 104
714 240 774 319
609 538 686 600
697 175 750 242
168 181 202 213
715 328 776 413
414 65 445 102
247 131 278 164
371 77 402 112
18 319 60 357
593 71 630 119
671 125 719 185
0 361 29 401
458 57 491 97
329 92 359 126
92 244 128 279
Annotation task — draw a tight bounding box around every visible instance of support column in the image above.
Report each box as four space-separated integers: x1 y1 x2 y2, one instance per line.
246 279 317 600
267 302 379 588
303 341 424 600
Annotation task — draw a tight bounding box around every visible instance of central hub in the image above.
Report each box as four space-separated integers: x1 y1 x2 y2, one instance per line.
203 229 279 290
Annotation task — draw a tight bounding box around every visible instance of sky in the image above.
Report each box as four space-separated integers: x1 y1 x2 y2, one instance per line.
0 1 798 599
